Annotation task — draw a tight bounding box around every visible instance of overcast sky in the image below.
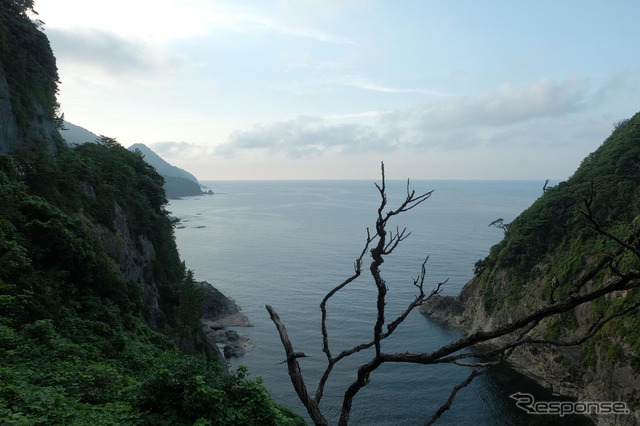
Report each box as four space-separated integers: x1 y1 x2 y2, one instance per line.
37 0 639 180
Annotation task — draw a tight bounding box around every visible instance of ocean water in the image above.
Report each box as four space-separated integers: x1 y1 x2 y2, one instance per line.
169 180 591 425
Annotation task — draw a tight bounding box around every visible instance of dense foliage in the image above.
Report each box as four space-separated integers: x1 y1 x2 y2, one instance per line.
474 112 640 370
163 175 206 199
0 144 304 425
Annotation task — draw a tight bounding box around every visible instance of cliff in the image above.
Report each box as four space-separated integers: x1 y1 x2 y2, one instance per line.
422 113 640 424
0 1 60 155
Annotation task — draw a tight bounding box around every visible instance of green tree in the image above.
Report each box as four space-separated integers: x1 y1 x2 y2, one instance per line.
177 270 204 346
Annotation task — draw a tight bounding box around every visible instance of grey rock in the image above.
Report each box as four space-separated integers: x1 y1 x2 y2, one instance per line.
223 344 246 359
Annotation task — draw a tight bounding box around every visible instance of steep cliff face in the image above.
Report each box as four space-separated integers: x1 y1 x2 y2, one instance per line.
0 68 21 151
422 113 640 424
0 1 60 155
88 201 162 326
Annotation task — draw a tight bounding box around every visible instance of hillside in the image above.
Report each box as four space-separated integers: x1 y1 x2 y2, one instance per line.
60 123 208 199
423 114 640 424
0 2 302 424
59 121 100 146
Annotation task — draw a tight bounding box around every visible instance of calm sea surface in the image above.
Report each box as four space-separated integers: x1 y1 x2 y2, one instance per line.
169 180 591 425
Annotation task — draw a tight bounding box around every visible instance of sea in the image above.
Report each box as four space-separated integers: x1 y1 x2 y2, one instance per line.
168 180 592 425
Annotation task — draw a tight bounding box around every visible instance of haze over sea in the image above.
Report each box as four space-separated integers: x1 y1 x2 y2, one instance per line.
169 179 590 425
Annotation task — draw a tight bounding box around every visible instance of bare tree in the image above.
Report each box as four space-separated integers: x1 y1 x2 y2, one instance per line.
267 163 640 425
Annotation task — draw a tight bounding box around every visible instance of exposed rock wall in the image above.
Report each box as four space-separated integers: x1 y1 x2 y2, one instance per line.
0 64 59 155
88 200 162 326
422 279 640 425
0 68 20 154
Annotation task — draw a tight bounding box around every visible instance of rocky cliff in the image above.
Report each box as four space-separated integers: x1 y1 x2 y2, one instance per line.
422 113 640 425
0 68 20 151
0 2 60 155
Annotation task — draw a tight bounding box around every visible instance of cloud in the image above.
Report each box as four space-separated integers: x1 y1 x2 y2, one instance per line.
272 26 354 44
149 141 216 162
191 4 354 44
324 111 387 120
339 77 455 96
406 77 590 129
217 116 393 158
149 141 197 156
215 77 627 158
47 27 180 76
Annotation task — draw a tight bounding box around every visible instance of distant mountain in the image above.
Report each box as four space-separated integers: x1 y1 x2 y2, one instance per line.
60 121 100 145
129 143 199 184
59 122 207 199
128 143 210 199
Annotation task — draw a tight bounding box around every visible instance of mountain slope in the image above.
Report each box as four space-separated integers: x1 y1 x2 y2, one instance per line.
128 143 198 183
128 143 208 199
60 121 100 145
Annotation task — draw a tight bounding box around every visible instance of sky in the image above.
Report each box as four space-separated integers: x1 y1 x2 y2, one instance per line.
35 0 639 180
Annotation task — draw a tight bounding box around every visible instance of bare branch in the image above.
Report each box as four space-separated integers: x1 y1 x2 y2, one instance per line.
266 305 327 425
424 369 482 426
523 299 640 348
378 271 640 367
442 300 640 366
582 184 640 259
320 229 373 358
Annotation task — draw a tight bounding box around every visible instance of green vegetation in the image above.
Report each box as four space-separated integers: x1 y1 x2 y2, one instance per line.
163 175 206 199
474 112 640 370
0 144 304 425
0 2 304 424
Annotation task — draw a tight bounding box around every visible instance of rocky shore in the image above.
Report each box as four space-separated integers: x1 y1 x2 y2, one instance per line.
420 289 640 425
199 281 252 359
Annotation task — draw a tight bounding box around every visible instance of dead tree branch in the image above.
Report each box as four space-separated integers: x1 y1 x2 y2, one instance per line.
266 304 328 425
424 369 482 426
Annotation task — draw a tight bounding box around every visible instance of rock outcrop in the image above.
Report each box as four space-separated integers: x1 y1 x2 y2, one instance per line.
199 281 252 359
89 200 162 326
0 8 60 157
0 69 20 154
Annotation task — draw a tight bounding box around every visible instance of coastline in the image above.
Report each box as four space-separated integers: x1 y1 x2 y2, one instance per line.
421 293 638 425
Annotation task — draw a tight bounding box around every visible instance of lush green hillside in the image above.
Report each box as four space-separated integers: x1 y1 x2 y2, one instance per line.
475 113 640 374
0 143 303 424
0 2 304 424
